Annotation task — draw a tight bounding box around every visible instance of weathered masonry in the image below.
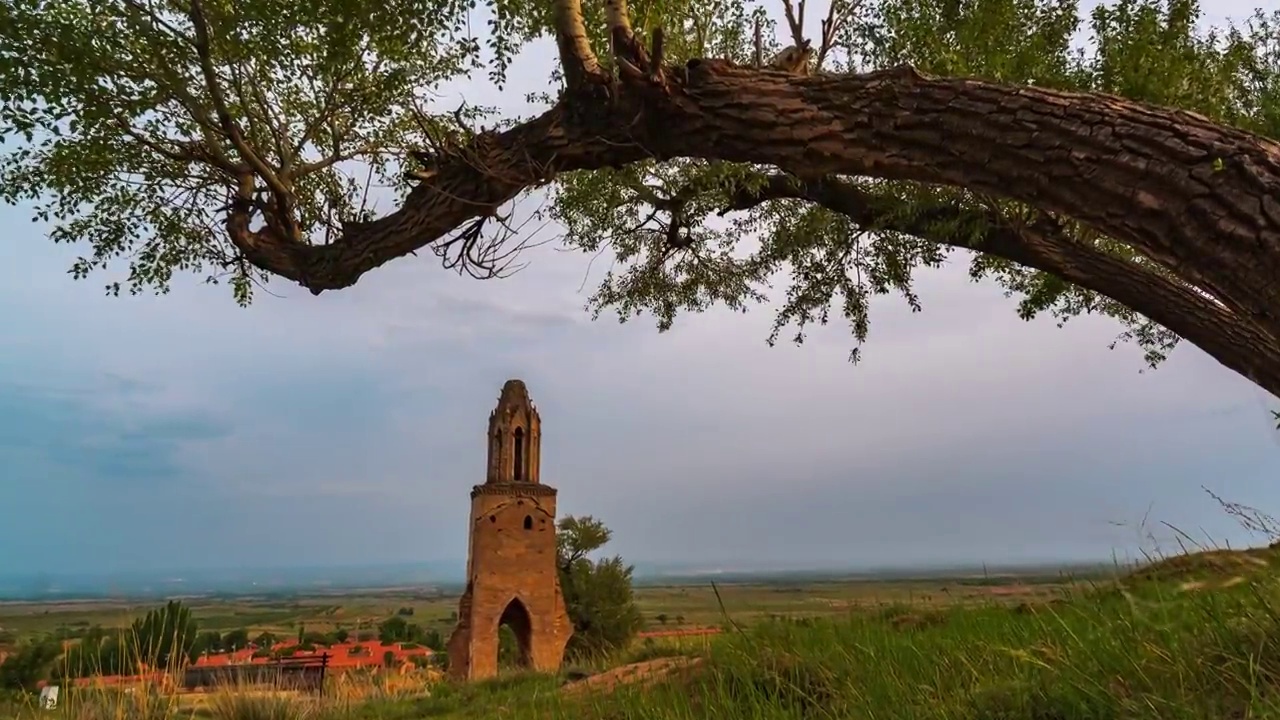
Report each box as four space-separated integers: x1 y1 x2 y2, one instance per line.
445 379 572 681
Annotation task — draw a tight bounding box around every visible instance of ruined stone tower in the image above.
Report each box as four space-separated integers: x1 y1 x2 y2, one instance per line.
445 379 572 681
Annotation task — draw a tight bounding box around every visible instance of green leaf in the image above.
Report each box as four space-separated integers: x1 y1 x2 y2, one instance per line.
0 0 501 303
551 0 1279 369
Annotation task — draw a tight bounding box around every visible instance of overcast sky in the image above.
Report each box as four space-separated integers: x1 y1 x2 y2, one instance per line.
2 0 1277 579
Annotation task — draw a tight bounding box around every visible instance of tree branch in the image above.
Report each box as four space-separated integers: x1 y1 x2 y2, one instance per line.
217 15 1280 388
604 0 634 42
187 0 297 239
780 0 805 48
221 99 651 291
815 0 857 70
720 174 1280 396
554 0 603 87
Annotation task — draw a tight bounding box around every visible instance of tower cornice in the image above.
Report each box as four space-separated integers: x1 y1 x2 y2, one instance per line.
470 482 557 499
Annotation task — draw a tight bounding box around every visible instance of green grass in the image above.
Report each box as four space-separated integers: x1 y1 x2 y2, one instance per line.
8 552 1280 719
370 560 1280 719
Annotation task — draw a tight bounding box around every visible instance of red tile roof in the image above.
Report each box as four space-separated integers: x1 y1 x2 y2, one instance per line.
191 640 433 670
36 641 435 688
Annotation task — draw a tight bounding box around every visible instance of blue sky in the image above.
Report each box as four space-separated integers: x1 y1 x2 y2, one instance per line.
2 0 1278 579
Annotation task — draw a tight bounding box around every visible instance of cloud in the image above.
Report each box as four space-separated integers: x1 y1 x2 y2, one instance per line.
5 192 1280 578
1 0 1278 580
0 375 237 573
0 378 230 484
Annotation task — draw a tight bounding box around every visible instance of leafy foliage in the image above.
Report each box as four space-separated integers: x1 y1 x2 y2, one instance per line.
58 629 131 678
49 600 198 680
0 639 61 691
130 599 199 669
0 0 498 303
1 0 1278 376
220 627 250 652
372 613 441 648
553 0 1280 368
556 515 644 661
497 625 521 668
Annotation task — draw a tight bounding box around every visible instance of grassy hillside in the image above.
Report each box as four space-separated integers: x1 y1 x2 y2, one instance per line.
1125 543 1280 586
386 565 1280 720
7 549 1280 719
318 548 1280 719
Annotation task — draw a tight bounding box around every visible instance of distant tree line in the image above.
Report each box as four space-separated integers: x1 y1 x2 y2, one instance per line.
0 515 644 690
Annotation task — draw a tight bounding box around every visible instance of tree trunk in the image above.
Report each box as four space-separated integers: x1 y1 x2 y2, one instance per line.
721 176 1280 397
223 15 1280 398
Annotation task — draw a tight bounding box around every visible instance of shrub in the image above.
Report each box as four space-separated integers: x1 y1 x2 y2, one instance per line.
557 516 643 662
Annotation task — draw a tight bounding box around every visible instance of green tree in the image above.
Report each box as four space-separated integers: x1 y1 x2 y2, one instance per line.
56 627 119 679
0 639 62 691
377 616 410 643
557 515 644 661
192 630 223 657
421 628 445 651
129 600 198 669
221 628 250 652
62 633 131 677
333 628 350 643
2 0 1279 398
302 630 331 646
252 631 277 648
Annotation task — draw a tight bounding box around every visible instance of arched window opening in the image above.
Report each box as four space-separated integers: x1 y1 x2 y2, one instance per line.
523 515 533 530
497 598 533 670
513 427 525 482
492 432 502 474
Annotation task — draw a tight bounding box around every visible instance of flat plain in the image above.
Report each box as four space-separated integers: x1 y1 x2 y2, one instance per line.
0 571 1086 644
12 556 1270 720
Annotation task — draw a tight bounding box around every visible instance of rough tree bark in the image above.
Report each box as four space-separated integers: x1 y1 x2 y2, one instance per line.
222 0 1280 398
720 176 1280 396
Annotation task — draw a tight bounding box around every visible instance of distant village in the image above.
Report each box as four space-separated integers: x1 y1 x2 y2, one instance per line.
14 620 720 693
42 637 438 692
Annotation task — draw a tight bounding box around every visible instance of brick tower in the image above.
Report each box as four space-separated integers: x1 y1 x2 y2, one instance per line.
445 379 572 681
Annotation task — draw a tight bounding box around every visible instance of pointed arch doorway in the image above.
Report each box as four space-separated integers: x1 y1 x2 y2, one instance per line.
497 597 533 670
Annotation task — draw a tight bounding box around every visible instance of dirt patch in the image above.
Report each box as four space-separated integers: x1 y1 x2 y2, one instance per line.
562 657 704 696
